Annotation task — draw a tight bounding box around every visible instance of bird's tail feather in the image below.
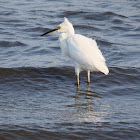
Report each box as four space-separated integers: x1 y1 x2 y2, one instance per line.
94 61 109 75
103 66 109 75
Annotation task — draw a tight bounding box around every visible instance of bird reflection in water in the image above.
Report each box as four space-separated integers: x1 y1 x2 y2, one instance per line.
75 85 101 112
63 85 105 123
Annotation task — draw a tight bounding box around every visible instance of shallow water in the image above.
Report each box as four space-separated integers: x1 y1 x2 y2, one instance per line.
0 0 140 139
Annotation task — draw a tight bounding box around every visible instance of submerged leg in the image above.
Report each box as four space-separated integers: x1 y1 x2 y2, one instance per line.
88 70 90 85
77 74 79 88
74 62 82 88
75 65 80 88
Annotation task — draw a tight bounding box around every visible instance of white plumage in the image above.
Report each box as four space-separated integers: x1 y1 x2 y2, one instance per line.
67 34 109 74
41 17 109 87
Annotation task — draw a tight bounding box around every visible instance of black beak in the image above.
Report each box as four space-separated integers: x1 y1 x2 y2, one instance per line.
40 28 58 36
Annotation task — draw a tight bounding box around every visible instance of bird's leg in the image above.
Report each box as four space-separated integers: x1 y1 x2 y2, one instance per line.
77 74 79 88
88 70 90 85
75 65 80 88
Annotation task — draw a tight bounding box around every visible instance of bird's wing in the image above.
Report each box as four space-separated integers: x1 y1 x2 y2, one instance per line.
67 34 109 75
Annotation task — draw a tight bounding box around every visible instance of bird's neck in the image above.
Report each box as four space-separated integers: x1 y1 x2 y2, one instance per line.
68 27 75 36
59 29 75 41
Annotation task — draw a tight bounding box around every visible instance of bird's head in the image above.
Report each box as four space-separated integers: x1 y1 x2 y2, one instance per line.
41 17 74 36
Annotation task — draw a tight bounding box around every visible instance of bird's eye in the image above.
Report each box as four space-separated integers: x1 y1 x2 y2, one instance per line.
56 26 61 30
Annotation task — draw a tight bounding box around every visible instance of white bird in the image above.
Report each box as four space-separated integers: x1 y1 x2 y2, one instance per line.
41 17 109 87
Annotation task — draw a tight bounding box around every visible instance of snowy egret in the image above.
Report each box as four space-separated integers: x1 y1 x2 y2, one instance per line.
41 17 109 87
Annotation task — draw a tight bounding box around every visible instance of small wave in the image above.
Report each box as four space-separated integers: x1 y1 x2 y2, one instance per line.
0 66 139 79
0 41 27 47
111 25 134 32
134 26 140 32
104 11 127 18
25 27 45 32
111 19 123 24
74 24 100 31
0 66 139 94
0 125 79 140
97 39 113 46
85 11 127 21
0 66 75 80
61 10 88 17
101 66 140 88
